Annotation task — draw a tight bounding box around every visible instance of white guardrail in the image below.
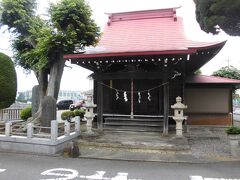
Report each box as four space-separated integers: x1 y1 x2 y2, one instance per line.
0 119 80 155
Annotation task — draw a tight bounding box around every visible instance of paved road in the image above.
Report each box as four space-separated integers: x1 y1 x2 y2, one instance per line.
233 113 240 127
233 113 240 121
0 152 240 180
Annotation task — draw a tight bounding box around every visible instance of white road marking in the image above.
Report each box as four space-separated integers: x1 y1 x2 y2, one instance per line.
0 169 6 173
190 175 240 180
111 172 128 180
190 176 204 180
40 168 79 180
85 171 106 179
40 168 141 180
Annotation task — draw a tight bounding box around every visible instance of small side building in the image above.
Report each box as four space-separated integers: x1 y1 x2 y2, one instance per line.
185 75 240 125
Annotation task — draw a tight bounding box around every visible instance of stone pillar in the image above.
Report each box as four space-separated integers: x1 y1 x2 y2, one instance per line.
175 118 185 137
3 112 9 122
84 93 97 135
51 120 58 142
75 118 80 134
228 135 240 157
27 123 33 138
171 96 187 138
64 121 70 136
5 122 12 136
42 96 56 128
32 85 40 116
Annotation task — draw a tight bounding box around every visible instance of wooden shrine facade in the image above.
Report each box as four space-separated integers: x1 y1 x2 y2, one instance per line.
65 43 225 133
64 8 232 133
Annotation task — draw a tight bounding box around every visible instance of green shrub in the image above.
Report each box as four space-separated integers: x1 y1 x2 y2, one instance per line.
74 109 85 118
20 106 32 120
61 110 75 120
0 53 17 109
226 126 240 135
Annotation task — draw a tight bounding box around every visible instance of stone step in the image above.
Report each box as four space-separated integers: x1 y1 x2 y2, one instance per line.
104 119 162 125
104 117 164 122
104 122 162 127
104 116 164 132
103 124 163 132
103 127 163 132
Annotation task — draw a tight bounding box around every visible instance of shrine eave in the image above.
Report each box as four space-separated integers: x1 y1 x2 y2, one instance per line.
63 41 226 73
64 49 195 60
64 41 226 60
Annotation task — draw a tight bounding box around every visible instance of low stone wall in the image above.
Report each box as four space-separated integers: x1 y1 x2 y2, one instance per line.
0 119 80 155
0 133 79 154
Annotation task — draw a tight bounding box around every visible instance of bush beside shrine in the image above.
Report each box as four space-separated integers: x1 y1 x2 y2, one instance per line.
0 53 17 109
61 110 75 120
74 109 85 118
20 106 32 120
226 126 240 135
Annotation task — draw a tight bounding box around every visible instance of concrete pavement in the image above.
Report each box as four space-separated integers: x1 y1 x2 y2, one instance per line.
56 111 240 163
75 125 240 163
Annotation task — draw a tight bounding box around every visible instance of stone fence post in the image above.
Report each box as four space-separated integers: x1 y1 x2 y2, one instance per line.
75 118 80 134
51 120 58 142
27 123 33 138
3 112 9 122
64 121 70 136
5 122 12 136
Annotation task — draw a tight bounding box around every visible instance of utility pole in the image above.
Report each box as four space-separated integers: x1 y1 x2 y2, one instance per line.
225 57 232 68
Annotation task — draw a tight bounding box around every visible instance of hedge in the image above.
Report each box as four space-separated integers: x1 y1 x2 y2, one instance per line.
0 53 17 109
20 106 32 120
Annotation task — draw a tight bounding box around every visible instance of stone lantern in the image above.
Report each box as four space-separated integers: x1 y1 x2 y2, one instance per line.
171 96 187 137
83 93 96 134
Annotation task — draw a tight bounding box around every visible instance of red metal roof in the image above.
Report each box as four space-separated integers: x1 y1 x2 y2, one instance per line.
186 75 240 84
64 8 225 59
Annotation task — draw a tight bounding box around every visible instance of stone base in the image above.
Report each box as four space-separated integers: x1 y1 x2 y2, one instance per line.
0 131 80 155
80 129 101 140
63 141 80 158
0 140 68 155
169 136 188 146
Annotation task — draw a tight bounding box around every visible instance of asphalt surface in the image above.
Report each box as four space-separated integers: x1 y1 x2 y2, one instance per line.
233 113 240 127
0 152 240 180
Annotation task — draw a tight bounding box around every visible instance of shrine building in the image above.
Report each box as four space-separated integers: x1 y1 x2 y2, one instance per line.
64 7 240 134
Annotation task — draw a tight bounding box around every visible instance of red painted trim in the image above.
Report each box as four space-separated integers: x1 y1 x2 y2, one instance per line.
64 49 196 59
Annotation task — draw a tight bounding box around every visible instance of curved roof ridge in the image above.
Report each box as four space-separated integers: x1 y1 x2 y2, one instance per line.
105 7 181 15
106 7 180 24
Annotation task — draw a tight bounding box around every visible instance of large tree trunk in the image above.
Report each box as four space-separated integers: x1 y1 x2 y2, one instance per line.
20 69 48 130
47 53 66 99
23 53 66 128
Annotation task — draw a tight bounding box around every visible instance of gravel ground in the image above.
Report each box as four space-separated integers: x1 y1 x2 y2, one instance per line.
187 127 231 159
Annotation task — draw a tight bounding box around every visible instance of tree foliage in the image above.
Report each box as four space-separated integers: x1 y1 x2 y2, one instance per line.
212 66 240 80
194 0 240 36
0 0 100 125
0 0 100 73
0 53 17 109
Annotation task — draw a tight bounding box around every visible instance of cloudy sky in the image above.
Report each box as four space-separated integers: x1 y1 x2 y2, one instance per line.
1 0 240 92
